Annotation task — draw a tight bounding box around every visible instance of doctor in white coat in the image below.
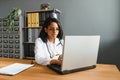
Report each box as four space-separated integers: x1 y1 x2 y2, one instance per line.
34 17 63 65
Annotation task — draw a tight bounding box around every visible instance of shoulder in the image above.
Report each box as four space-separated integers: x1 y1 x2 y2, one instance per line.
35 38 44 44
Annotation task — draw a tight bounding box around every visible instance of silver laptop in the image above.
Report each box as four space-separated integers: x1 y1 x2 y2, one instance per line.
47 35 100 74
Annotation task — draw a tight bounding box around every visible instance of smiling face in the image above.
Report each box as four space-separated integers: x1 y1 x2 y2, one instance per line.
44 22 59 43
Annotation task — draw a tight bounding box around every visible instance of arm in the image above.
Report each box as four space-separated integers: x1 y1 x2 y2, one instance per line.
50 39 64 65
34 38 51 65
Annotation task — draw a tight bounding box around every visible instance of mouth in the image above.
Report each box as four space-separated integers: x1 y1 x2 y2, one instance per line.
52 34 57 37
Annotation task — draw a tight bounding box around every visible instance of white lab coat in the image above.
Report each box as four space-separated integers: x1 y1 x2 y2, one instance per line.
34 38 63 65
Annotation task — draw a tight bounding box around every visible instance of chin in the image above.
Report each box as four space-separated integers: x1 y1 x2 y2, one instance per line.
52 35 57 38
53 36 57 38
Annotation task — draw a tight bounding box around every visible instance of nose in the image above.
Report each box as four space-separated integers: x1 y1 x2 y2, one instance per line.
52 29 58 32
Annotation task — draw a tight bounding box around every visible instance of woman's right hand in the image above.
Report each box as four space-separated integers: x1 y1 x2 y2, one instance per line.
50 59 62 65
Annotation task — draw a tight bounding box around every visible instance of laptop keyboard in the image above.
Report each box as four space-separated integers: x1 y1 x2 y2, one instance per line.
47 64 61 71
51 64 61 68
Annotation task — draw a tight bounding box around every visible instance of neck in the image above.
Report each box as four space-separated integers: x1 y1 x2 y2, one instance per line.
48 38 55 43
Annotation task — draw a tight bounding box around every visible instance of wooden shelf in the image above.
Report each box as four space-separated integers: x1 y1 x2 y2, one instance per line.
24 57 35 60
26 9 61 13
23 27 41 29
23 42 35 44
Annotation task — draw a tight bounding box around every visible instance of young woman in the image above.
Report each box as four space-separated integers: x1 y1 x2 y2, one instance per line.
34 17 64 65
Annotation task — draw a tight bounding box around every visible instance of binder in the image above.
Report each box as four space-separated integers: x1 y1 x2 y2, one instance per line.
31 13 35 27
28 29 32 42
27 13 32 27
35 12 40 27
34 29 39 41
32 29 35 42
28 12 40 28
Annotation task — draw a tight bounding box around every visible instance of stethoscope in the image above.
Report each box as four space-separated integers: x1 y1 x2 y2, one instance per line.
46 41 63 58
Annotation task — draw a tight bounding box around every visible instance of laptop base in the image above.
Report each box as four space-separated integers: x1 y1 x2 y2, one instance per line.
47 64 96 74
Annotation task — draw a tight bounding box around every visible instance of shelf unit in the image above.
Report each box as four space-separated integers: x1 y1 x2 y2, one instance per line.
23 9 61 59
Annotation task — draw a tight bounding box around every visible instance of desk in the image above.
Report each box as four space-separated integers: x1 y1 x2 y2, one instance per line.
0 58 120 80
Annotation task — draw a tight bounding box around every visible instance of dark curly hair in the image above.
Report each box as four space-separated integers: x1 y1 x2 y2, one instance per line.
39 17 63 43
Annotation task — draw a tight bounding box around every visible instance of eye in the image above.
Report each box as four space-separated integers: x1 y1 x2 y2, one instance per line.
56 28 59 30
48 28 59 31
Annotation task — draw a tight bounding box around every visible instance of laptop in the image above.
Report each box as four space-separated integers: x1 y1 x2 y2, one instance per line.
47 35 100 74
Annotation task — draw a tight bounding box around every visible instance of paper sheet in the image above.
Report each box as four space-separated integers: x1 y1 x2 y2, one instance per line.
0 63 34 76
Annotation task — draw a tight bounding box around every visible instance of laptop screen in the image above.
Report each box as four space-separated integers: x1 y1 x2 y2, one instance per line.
61 35 100 71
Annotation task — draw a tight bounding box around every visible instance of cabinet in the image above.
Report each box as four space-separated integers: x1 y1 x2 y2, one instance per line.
23 9 61 59
0 16 24 59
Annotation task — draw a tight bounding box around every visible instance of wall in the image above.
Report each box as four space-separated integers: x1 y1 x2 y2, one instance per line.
0 0 120 70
